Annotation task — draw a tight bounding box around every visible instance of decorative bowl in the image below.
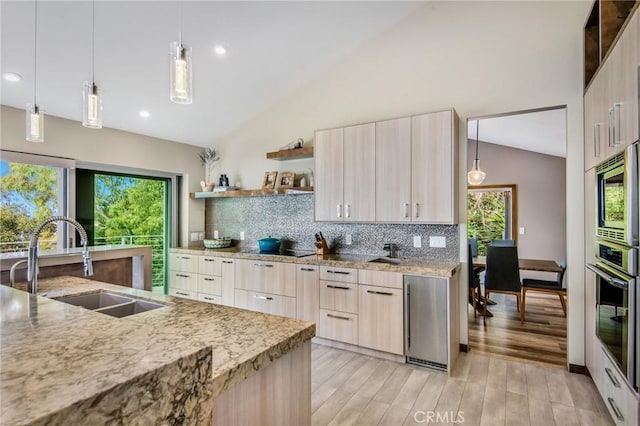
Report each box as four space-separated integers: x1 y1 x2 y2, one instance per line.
203 237 232 249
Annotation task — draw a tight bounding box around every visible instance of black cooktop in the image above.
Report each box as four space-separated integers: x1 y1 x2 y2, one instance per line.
239 249 316 258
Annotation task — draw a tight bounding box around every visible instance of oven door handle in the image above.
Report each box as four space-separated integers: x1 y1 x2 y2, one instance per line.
587 263 630 289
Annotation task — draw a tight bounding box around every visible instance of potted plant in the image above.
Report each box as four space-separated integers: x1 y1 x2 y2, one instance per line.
199 147 220 191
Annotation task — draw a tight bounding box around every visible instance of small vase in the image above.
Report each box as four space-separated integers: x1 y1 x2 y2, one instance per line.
200 181 215 192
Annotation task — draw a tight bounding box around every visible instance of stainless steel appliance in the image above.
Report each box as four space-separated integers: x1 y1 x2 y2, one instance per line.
403 275 448 371
588 263 637 389
596 143 638 246
596 239 638 276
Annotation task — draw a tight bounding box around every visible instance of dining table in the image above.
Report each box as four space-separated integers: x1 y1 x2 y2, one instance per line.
472 256 562 273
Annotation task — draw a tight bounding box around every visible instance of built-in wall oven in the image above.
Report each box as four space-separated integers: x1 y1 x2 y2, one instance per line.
596 143 638 246
587 262 637 389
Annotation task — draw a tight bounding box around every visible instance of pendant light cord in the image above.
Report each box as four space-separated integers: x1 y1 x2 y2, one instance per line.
92 0 95 83
179 0 183 45
33 0 37 105
475 120 480 161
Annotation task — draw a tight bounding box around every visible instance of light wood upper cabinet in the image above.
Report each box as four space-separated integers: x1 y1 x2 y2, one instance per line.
584 76 606 170
411 110 458 224
314 128 344 221
375 117 411 222
343 123 376 222
585 169 597 265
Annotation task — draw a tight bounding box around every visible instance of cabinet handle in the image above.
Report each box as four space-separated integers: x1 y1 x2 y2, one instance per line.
326 270 350 275
608 108 615 147
337 204 342 218
614 103 621 145
253 263 274 268
203 296 216 301
300 267 316 272
414 203 420 218
176 291 189 296
345 204 351 219
607 397 624 422
327 284 350 290
204 277 216 282
327 313 350 320
222 260 233 264
594 123 601 158
367 290 393 296
253 295 273 300
605 367 621 388
176 273 190 278
180 256 191 260
404 203 409 218
204 258 215 262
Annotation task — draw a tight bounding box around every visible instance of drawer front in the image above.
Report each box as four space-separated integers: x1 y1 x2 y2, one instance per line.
320 281 358 313
358 285 404 355
168 270 198 292
234 289 296 318
318 309 358 345
601 349 638 425
320 266 358 283
168 288 198 300
198 256 222 276
198 274 222 296
198 293 221 304
235 259 296 297
169 253 198 273
358 269 403 288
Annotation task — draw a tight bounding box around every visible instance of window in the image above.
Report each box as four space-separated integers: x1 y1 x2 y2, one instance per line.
467 184 517 256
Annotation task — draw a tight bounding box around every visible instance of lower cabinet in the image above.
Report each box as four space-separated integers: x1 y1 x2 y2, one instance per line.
198 293 221 304
599 347 639 426
318 309 358 345
234 289 296 318
358 285 404 355
296 265 319 323
220 259 236 306
168 270 198 293
168 287 198 300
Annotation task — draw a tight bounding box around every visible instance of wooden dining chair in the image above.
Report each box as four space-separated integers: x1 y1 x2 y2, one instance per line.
483 245 523 324
521 257 567 319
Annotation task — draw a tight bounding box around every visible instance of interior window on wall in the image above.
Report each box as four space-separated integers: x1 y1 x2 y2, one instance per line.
467 185 515 255
0 150 73 253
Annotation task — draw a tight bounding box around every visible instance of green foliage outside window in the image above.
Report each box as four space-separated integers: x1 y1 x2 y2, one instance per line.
467 191 507 256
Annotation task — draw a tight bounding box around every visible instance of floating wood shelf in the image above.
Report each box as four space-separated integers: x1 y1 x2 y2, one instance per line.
190 187 314 199
266 146 314 160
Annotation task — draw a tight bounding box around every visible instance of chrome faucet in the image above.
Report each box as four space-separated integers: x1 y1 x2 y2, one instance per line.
27 216 93 294
383 243 397 258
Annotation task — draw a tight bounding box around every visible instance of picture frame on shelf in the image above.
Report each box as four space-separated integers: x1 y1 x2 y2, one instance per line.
278 172 295 189
262 171 278 189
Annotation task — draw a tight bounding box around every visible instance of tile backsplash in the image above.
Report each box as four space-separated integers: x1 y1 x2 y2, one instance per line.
205 194 458 262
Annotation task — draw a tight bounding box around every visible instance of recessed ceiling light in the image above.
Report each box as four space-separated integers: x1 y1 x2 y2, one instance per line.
3 72 22 82
139 110 150 118
214 45 227 56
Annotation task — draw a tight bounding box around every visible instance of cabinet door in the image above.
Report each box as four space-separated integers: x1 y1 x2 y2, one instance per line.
198 256 222 276
169 253 198 273
168 287 197 300
584 266 598 384
375 117 411 222
315 128 344 221
411 110 456 223
343 123 376 222
296 265 319 324
319 281 358 314
234 289 296 318
318 309 358 345
585 169 597 264
220 258 235 307
584 82 605 170
168 270 198 292
235 259 296 297
197 274 222 296
358 285 404 355
608 9 639 150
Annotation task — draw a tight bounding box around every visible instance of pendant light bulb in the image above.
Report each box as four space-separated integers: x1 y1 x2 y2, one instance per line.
26 103 44 143
83 81 103 128
170 39 192 104
467 120 486 185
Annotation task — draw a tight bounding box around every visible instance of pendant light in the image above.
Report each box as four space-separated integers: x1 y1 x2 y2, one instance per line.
82 0 102 128
467 120 486 185
26 0 44 143
170 1 192 104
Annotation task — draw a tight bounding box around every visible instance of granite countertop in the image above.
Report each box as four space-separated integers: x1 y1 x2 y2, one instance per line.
1 277 315 425
0 244 150 260
172 247 460 277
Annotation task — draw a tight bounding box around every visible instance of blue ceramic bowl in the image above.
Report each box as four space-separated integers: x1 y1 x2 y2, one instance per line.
258 237 281 252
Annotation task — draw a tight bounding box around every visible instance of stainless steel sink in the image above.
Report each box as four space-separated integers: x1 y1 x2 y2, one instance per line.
56 292 133 310
54 291 165 318
368 257 402 265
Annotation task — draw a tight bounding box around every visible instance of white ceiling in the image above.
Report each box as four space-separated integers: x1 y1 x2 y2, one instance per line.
467 108 567 158
1 1 420 147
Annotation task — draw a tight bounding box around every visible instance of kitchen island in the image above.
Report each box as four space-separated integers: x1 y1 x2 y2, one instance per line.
1 276 314 425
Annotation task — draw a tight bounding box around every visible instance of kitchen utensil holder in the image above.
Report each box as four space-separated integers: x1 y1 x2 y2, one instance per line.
315 238 329 255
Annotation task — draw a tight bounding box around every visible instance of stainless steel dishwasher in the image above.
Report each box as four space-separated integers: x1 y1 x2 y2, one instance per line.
404 275 448 371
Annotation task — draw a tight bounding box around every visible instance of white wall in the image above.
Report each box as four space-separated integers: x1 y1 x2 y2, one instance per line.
213 1 590 365
0 105 205 247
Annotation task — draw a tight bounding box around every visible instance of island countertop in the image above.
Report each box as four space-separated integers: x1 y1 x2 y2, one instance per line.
1 277 315 425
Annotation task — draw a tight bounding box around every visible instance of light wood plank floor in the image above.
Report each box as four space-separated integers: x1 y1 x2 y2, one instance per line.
468 292 567 368
311 344 612 426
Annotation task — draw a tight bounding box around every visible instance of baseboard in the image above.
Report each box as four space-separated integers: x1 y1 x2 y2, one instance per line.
460 344 469 353
313 337 405 363
569 363 588 375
